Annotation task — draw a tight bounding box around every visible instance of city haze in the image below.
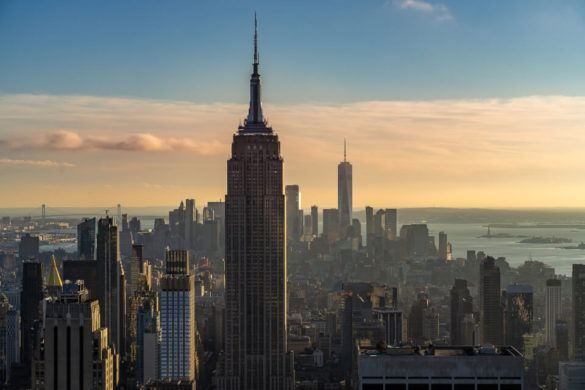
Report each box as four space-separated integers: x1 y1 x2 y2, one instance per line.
2 0 585 208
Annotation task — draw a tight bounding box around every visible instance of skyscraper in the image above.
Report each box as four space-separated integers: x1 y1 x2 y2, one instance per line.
337 139 352 236
303 214 312 238
5 308 20 384
450 279 474 345
129 216 141 237
545 278 562 347
573 264 585 360
322 208 340 243
438 231 448 260
160 250 196 385
77 217 96 260
20 260 43 380
556 320 570 361
480 256 503 345
119 214 133 259
285 185 301 243
208 201 226 254
185 198 195 250
96 216 125 355
365 206 374 248
136 293 160 386
400 224 429 257
18 233 39 261
505 284 533 352
218 17 294 390
169 201 186 250
37 280 115 390
384 208 397 240
310 205 319 237
408 293 440 344
128 244 144 299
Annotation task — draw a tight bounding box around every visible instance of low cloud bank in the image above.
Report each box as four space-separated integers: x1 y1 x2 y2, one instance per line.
0 158 75 168
3 129 225 155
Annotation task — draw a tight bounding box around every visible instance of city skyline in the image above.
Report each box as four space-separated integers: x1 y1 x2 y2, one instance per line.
3 4 585 390
1 1 585 208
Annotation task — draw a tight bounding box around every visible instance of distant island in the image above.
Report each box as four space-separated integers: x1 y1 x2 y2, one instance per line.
479 226 526 239
560 242 585 250
518 236 572 244
490 223 585 229
479 232 517 238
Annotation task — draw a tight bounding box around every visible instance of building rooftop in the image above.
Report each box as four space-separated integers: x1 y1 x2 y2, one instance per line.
359 345 523 358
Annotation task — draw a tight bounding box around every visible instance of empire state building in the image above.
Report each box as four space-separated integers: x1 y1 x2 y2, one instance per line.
217 17 294 390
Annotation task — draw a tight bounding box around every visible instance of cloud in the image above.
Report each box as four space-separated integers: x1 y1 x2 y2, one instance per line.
394 0 453 21
3 129 225 155
0 158 75 168
398 0 433 12
1 93 585 207
45 130 83 149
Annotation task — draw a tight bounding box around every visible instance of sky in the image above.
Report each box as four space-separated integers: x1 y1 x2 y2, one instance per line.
1 0 585 209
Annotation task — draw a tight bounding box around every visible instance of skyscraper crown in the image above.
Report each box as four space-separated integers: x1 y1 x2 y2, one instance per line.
240 14 272 134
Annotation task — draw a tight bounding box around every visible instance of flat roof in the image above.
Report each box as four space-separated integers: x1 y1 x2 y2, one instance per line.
359 345 523 358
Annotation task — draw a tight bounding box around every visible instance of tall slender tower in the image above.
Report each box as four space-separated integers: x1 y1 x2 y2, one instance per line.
573 264 585 360
479 256 503 345
160 250 196 384
545 278 562 346
285 185 301 243
77 217 96 260
338 139 353 237
218 16 294 390
96 216 125 356
185 199 195 250
20 260 44 382
310 205 319 237
450 279 474 345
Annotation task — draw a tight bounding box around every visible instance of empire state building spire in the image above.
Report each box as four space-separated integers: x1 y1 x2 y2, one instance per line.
244 14 268 131
219 15 294 389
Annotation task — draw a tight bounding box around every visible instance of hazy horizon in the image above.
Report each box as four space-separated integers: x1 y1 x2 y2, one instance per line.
2 1 585 208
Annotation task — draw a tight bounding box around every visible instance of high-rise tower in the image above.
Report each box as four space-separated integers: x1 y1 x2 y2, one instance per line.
450 279 474 345
505 284 533 352
218 16 294 390
310 205 319 237
338 139 353 237
36 280 115 390
77 217 96 260
285 185 301 243
96 216 125 356
545 278 562 346
20 260 44 383
573 264 585 360
480 256 503 345
160 250 196 384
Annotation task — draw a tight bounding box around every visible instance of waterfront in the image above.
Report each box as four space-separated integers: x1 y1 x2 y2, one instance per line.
427 223 585 275
23 214 585 276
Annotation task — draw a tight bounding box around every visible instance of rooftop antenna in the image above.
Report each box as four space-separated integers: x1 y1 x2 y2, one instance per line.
344 138 347 162
254 12 259 65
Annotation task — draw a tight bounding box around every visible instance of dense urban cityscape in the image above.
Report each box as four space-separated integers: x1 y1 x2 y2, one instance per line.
2 2 585 390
